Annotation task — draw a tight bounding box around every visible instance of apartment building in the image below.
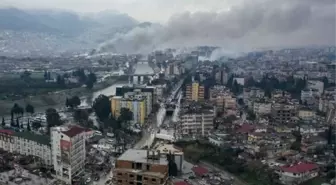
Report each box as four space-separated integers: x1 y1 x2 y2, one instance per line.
185 82 204 102
271 103 297 124
0 130 15 152
253 100 272 115
113 149 169 185
116 85 155 105
111 93 147 125
243 87 264 103
14 132 52 165
179 103 215 137
0 130 52 165
51 126 86 184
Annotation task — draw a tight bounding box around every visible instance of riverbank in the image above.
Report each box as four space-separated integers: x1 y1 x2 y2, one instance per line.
0 77 125 116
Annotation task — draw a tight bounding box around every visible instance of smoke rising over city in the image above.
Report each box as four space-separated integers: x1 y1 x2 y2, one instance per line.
98 0 335 54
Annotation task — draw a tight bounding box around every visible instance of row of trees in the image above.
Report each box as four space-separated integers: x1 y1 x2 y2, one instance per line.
227 74 309 97
72 69 97 89
10 103 35 119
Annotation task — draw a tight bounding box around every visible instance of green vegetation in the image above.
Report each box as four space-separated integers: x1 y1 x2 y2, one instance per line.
174 140 282 185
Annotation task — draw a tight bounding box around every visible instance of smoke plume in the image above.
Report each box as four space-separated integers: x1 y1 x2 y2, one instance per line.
98 0 335 54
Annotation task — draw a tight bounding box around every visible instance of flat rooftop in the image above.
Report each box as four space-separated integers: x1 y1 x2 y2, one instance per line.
134 62 154 75
118 149 168 165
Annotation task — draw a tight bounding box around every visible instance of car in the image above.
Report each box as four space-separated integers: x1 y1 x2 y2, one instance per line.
85 177 91 184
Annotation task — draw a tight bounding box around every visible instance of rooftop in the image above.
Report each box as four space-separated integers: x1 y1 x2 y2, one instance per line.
14 132 51 146
0 129 14 135
192 166 209 176
117 149 168 165
62 126 86 137
280 162 318 173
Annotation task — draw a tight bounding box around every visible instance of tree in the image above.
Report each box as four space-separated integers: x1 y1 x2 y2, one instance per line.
10 117 15 127
16 117 20 128
232 80 240 95
66 96 81 108
20 71 31 82
245 77 256 87
46 108 62 134
93 95 111 121
119 108 133 130
27 119 31 131
73 109 89 124
32 121 42 130
1 117 5 127
25 104 35 115
85 73 97 89
11 103 24 118
247 110 256 121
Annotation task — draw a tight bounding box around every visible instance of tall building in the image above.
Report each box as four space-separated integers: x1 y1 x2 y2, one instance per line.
116 85 155 107
179 103 216 137
271 103 297 124
113 149 169 185
186 82 204 102
111 93 147 125
51 126 86 184
0 130 52 165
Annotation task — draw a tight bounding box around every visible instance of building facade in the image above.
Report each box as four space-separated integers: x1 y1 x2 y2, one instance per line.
180 109 215 137
51 126 86 184
111 94 147 125
113 149 169 185
186 82 204 102
0 130 52 165
271 104 297 124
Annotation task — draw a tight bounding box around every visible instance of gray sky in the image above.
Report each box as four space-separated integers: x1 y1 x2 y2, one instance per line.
1 0 244 22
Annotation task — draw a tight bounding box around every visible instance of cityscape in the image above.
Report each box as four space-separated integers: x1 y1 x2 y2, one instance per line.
0 1 335 185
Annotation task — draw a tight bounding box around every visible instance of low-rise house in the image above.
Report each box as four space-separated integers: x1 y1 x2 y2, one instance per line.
278 162 319 185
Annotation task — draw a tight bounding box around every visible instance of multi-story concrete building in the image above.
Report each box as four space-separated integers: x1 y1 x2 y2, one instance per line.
51 126 86 184
14 132 52 165
253 100 272 115
271 103 297 124
179 103 215 137
298 108 316 121
113 149 169 185
111 93 147 125
185 82 204 102
0 130 52 165
116 85 155 107
243 87 264 103
0 130 15 152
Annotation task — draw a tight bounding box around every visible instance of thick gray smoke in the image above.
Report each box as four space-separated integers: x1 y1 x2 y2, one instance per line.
98 0 335 54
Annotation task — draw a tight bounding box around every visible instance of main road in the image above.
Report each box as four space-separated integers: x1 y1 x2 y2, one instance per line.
134 77 185 149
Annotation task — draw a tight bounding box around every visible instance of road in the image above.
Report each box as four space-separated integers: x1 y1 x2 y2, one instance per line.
134 77 185 149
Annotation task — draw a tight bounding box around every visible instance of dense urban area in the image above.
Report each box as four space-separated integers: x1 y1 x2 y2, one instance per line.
0 46 335 185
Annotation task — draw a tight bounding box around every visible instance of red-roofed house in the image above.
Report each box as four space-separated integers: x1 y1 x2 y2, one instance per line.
237 124 255 134
192 166 209 177
0 129 14 152
173 181 192 185
278 162 319 184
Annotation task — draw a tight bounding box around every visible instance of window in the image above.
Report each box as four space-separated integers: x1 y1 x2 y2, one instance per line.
152 178 156 182
129 182 134 185
146 164 150 170
118 180 122 183
144 177 148 180
129 174 134 178
137 175 142 181
117 173 122 176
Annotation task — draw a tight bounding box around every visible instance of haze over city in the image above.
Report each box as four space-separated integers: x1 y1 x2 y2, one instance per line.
0 0 335 54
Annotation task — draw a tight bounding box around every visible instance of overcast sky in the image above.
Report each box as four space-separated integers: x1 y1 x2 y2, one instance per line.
0 0 244 22
1 0 335 53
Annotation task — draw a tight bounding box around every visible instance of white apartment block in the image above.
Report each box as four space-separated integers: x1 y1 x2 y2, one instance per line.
51 126 86 184
0 130 52 165
180 110 215 137
253 102 272 115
